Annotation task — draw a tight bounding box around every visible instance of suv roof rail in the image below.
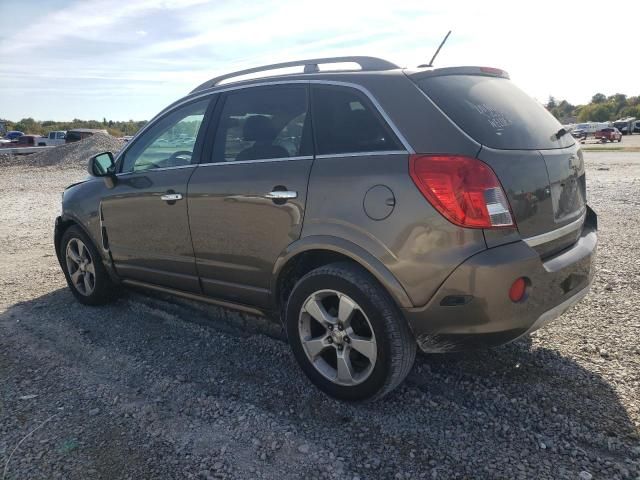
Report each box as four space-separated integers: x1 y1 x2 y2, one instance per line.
190 56 400 93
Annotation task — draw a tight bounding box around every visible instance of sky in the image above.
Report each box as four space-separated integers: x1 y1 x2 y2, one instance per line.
1 0 639 122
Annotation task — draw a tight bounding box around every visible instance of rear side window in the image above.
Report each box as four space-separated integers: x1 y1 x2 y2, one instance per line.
212 85 311 163
416 75 575 150
311 85 402 155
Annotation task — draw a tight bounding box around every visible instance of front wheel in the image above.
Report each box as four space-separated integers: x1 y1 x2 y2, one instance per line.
60 225 117 305
285 262 416 401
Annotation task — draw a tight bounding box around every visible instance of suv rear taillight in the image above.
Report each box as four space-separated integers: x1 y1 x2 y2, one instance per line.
409 154 515 229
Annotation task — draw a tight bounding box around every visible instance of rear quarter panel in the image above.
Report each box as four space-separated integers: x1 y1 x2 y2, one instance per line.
302 152 486 307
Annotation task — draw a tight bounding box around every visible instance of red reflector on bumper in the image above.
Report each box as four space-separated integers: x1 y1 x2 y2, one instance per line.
509 277 528 303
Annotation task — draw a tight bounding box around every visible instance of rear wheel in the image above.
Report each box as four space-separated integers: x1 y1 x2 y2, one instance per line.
285 262 416 401
60 226 117 305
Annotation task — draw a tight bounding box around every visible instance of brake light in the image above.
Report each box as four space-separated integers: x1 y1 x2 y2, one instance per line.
480 67 508 78
409 154 515 229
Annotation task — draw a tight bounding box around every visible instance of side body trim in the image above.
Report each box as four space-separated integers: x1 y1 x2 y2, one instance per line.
121 279 267 317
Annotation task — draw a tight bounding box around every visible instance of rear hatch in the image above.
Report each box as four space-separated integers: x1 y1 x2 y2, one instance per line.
411 69 586 256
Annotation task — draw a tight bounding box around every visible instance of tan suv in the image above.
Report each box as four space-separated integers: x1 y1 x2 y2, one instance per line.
55 57 597 400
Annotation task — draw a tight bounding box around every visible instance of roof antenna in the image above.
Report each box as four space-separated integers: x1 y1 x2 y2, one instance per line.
418 30 452 68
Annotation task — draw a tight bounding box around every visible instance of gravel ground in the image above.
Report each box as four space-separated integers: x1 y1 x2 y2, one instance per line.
0 151 639 480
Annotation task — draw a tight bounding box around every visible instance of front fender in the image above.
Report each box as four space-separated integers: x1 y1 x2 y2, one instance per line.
271 235 413 309
54 213 99 256
54 213 119 282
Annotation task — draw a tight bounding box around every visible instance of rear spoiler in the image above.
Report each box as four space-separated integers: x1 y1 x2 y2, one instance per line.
405 66 510 81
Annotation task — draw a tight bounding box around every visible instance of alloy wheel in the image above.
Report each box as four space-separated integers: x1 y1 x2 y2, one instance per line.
65 238 96 296
298 289 377 386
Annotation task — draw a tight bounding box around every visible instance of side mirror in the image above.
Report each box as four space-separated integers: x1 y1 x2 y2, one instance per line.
88 151 117 188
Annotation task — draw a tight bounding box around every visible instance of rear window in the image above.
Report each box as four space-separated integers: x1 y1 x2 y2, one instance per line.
416 75 575 150
212 85 311 162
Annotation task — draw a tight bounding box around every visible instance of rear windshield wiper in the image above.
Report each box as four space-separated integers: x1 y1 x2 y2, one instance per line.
552 128 568 141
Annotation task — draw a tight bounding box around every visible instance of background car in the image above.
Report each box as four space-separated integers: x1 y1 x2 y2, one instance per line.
595 127 622 142
38 130 67 146
5 130 24 140
65 128 109 143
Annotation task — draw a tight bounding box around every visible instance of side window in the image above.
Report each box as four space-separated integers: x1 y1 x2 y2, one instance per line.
212 86 310 163
121 99 209 173
311 86 402 155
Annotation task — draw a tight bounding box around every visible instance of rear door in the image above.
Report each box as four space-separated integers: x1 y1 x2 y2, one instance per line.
187 84 313 308
101 97 212 292
414 72 586 253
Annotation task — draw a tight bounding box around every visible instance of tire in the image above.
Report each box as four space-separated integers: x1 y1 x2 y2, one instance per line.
285 262 416 401
60 225 117 306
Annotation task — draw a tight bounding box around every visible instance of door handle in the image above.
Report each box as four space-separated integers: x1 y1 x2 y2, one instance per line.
264 190 297 200
160 193 183 201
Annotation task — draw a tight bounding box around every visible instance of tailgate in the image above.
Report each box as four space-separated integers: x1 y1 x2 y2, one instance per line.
478 145 586 256
412 70 586 255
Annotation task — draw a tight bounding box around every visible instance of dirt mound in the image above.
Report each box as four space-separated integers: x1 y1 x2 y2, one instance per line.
0 134 125 168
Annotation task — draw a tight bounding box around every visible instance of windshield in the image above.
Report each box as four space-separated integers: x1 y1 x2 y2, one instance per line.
416 75 575 150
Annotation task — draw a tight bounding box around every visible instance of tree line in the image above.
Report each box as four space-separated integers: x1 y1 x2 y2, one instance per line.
4 91 639 136
546 93 640 123
1 117 148 137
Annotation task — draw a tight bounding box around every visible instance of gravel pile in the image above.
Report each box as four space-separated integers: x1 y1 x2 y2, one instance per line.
0 134 124 168
0 152 638 479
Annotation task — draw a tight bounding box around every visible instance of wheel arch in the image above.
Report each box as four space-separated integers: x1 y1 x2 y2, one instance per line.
55 215 82 262
54 214 116 278
271 235 413 314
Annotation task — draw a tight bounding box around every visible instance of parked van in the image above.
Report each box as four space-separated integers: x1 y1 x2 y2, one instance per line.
613 117 636 135
571 122 610 139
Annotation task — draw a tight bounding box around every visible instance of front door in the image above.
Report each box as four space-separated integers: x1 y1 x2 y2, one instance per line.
101 97 212 292
188 84 313 308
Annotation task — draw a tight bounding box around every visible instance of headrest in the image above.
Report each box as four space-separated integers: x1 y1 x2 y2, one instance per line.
242 115 277 142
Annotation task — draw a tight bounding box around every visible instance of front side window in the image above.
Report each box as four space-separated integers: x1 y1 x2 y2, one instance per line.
212 85 310 163
121 99 209 173
311 85 402 155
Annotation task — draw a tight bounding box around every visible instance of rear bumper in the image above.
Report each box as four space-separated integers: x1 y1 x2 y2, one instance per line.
403 206 597 352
